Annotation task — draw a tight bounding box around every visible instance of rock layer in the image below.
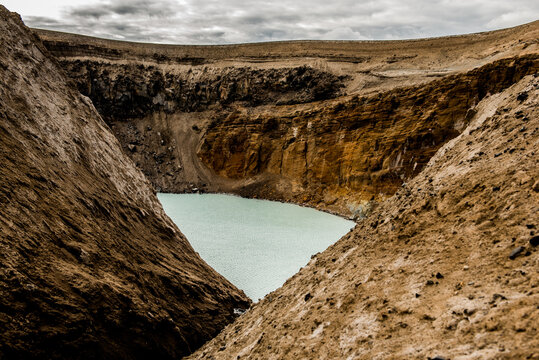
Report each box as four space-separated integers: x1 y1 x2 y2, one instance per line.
35 22 539 216
0 7 248 360
198 56 538 214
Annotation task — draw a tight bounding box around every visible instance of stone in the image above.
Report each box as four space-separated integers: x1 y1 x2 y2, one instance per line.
517 91 528 101
233 308 247 315
509 246 524 259
530 236 539 247
489 293 507 305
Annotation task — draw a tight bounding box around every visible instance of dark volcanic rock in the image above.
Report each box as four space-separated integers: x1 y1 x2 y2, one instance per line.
61 60 347 119
0 6 249 360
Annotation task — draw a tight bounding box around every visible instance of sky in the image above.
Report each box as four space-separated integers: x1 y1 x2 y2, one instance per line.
2 0 538 44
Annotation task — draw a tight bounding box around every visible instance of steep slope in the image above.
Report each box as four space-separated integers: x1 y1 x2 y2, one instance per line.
0 7 248 360
35 22 539 216
187 75 538 359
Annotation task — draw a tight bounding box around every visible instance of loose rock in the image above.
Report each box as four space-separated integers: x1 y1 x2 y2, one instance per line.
509 246 524 259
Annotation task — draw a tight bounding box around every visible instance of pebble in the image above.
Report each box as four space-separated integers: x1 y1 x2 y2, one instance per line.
509 246 524 260
530 236 539 247
435 272 444 279
517 92 528 102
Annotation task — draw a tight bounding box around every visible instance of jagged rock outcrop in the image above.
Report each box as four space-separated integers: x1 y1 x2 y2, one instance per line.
61 61 347 116
0 6 248 360
187 74 539 360
35 22 539 216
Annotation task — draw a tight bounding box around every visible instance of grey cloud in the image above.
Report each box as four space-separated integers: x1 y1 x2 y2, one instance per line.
22 0 539 44
24 16 61 25
70 7 111 19
66 0 180 19
107 0 179 16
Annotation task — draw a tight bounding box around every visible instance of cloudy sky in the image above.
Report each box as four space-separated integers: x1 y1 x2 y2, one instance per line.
3 0 538 44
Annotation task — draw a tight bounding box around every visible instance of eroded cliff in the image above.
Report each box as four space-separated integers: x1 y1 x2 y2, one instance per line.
0 7 248 360
35 22 539 216
188 72 539 360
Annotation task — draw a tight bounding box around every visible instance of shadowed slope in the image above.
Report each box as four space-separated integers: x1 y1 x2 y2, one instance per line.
0 6 248 359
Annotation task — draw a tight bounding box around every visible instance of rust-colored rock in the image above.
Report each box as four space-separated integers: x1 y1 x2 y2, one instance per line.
198 55 538 214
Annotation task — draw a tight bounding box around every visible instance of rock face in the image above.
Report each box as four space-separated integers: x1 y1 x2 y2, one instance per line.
62 61 347 116
187 74 539 360
35 21 539 216
198 56 538 211
0 6 248 360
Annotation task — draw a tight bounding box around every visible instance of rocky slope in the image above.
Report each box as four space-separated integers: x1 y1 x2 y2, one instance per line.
35 21 539 216
187 73 539 360
0 6 248 360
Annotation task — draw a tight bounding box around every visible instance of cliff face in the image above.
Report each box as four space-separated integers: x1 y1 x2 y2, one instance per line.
188 73 539 360
0 7 248 360
198 56 538 213
62 61 347 116
35 22 539 216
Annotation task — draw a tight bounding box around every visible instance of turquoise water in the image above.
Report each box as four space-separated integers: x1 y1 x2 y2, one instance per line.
157 193 354 301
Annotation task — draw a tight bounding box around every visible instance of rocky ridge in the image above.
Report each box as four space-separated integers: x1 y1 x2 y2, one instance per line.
188 73 539 360
0 7 248 360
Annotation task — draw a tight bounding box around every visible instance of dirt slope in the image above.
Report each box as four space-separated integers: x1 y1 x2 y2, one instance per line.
34 22 539 216
0 6 249 359
187 75 539 359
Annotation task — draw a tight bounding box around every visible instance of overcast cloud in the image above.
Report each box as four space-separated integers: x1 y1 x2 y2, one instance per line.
5 0 539 44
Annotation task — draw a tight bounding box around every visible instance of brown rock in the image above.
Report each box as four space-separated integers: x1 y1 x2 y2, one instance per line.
0 6 248 359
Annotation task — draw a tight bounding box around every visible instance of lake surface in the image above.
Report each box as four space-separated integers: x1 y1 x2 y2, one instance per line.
157 193 354 301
